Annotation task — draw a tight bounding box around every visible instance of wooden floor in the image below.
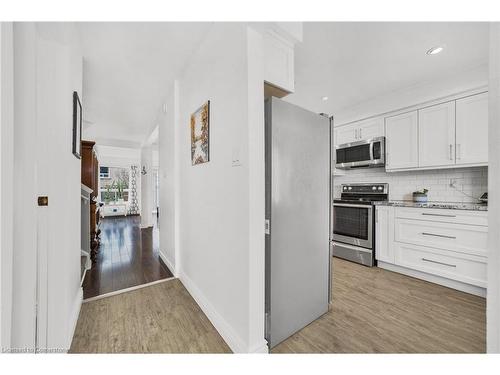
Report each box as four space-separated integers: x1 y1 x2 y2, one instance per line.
70 278 231 353
82 215 173 299
272 257 486 353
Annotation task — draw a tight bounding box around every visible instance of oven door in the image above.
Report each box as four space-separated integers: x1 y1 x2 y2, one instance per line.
332 203 373 249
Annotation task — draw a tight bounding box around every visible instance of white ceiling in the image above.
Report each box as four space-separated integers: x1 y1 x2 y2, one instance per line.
79 22 489 147
79 22 212 147
285 22 489 117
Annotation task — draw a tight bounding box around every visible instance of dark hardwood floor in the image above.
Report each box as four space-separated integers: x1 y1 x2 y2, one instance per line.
82 215 173 299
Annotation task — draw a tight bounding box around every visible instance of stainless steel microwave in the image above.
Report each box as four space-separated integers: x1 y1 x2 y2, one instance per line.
335 136 385 169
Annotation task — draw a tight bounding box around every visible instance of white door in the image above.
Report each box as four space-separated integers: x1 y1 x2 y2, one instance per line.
418 101 456 167
455 92 488 165
375 206 394 263
385 111 418 170
335 123 357 145
357 117 384 141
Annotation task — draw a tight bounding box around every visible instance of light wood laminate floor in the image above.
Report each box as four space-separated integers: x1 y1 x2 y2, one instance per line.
70 279 231 353
272 257 486 353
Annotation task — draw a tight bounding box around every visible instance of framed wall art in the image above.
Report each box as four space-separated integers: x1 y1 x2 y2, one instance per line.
72 91 82 159
190 100 210 165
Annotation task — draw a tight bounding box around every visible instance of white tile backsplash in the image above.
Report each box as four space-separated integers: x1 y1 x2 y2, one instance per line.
334 167 488 203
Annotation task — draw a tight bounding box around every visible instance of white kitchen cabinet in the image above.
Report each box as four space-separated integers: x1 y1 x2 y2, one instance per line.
376 206 488 294
385 111 418 170
455 92 488 165
335 117 384 145
263 30 295 93
393 241 487 288
335 123 357 145
394 217 488 257
418 101 456 168
375 206 395 263
357 117 384 141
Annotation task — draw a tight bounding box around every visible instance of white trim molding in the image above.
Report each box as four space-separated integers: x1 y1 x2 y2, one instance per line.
67 287 83 351
83 277 176 303
179 271 247 353
159 250 176 276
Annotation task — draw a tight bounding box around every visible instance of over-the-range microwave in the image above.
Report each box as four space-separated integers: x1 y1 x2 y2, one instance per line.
335 136 385 169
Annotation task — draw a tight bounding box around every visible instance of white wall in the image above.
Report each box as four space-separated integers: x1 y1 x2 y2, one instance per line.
488 22 500 354
0 21 14 351
159 23 266 353
335 64 488 125
10 22 83 351
158 81 179 274
11 22 38 351
95 145 141 168
335 167 488 203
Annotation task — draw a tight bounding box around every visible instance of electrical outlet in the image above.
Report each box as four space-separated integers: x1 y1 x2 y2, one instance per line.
449 179 457 187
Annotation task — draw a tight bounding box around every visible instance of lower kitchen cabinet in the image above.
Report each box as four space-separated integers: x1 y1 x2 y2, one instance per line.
375 206 487 296
375 206 395 263
393 241 487 288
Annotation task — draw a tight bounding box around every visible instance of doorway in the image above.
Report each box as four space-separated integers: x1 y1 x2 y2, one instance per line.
81 165 173 300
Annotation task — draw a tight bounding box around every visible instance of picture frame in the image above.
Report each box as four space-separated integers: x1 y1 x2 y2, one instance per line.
190 100 210 165
72 91 82 159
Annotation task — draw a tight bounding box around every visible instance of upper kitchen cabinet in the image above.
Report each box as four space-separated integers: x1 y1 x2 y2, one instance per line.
335 117 384 146
263 30 295 93
385 111 418 170
455 92 488 165
418 101 456 168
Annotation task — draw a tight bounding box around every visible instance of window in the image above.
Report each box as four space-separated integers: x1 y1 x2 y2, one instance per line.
100 166 110 178
99 167 130 204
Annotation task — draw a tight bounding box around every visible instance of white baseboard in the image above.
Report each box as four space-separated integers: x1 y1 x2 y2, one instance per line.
378 261 487 297
159 250 176 276
180 271 251 353
67 287 83 350
248 341 269 353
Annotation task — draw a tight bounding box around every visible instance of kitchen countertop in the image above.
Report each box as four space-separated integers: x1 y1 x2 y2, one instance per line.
373 200 488 211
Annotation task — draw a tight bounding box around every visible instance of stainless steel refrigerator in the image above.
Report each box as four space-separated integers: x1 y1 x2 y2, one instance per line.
265 97 331 349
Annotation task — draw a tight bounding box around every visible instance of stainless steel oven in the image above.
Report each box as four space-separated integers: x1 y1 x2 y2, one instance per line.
335 136 385 169
331 183 388 267
332 202 373 249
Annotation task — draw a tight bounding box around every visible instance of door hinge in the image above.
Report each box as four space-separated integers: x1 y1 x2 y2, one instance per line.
37 196 48 206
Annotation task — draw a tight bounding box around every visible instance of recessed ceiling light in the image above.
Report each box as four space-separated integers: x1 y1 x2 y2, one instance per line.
426 46 444 55
321 96 329 101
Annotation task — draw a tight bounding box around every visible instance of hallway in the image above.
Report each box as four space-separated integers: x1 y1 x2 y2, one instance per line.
70 279 231 353
82 215 173 299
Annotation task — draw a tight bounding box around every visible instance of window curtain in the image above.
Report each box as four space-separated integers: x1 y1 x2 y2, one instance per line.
128 165 139 215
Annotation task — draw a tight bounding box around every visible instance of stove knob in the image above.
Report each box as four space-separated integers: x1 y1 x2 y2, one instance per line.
348 187 352 190
378 186 383 191
372 186 377 191
343 186 347 191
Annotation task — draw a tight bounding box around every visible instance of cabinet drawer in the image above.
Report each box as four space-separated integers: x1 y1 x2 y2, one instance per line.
395 218 488 257
394 207 488 226
394 242 486 287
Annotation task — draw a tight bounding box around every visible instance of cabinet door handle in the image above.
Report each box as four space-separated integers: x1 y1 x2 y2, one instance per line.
422 232 456 239
449 144 453 160
457 144 461 160
422 258 457 268
359 128 362 139
422 212 456 218
355 129 358 139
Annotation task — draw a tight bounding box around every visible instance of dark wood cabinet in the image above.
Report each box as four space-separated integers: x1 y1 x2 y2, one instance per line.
81 140 100 260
